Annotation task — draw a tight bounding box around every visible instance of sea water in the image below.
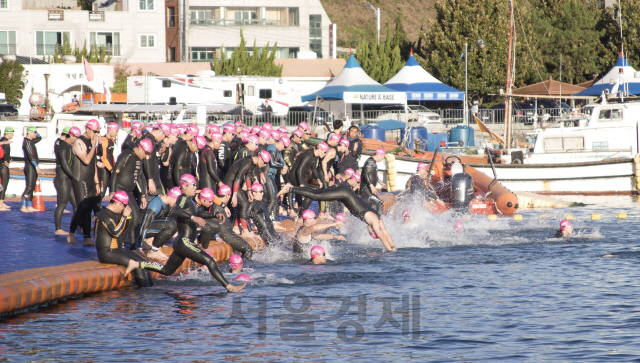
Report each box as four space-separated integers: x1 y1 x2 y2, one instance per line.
2 196 640 362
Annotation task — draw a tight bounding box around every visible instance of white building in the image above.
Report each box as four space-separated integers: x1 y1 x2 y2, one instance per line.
186 0 334 61
0 0 166 63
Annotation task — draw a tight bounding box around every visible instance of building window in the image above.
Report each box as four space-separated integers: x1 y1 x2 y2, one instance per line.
36 31 70 56
139 0 154 11
228 8 259 26
190 47 214 61
0 0 8 9
288 8 299 26
0 31 16 55
168 7 176 27
247 86 255 97
89 31 121 56
140 34 155 48
223 91 232 97
309 15 322 58
259 89 272 99
168 47 176 62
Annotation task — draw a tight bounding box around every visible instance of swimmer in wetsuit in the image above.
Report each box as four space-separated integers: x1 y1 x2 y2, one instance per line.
21 126 42 213
318 137 349 219
96 191 155 287
125 174 246 293
141 123 170 195
68 119 102 246
292 209 346 253
53 126 80 235
0 126 14 211
303 245 327 265
121 122 142 151
137 187 182 261
97 123 119 205
266 136 287 220
168 137 204 189
110 139 152 250
218 124 236 180
247 182 283 246
359 148 387 214
552 220 573 238
198 133 223 191
287 143 329 219
278 178 398 252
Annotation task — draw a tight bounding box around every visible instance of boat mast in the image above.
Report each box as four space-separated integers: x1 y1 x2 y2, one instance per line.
503 0 515 154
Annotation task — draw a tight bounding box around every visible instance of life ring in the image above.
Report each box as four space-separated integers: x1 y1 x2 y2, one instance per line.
29 93 44 107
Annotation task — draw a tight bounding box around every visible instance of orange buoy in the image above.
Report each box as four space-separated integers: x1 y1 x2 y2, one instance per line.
32 179 46 211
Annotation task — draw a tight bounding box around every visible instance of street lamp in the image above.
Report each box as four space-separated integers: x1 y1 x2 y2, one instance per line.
460 39 485 125
366 4 380 45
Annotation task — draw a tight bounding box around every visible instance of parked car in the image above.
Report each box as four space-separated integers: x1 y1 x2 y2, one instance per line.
375 104 441 124
287 106 333 126
489 102 536 124
0 104 18 117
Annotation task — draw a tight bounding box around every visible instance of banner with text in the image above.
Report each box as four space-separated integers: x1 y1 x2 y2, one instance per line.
343 92 406 104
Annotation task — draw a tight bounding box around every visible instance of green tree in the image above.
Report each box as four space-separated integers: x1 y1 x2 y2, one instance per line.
212 30 283 77
416 0 540 103
530 0 605 84
0 61 25 106
355 18 410 84
597 1 640 71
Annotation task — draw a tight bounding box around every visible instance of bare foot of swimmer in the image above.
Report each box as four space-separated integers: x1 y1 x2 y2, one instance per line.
276 183 293 197
226 283 246 293
55 229 69 236
67 234 76 245
124 259 140 277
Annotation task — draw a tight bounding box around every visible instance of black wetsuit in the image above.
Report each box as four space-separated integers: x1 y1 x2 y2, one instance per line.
138 195 177 250
198 145 221 191
232 145 252 163
141 133 165 195
222 156 255 230
144 194 231 287
70 135 98 239
196 199 254 259
291 226 308 254
291 184 379 222
319 146 339 213
230 135 243 153
159 145 171 189
406 173 439 201
0 136 10 200
121 133 140 151
287 149 321 215
97 135 116 202
95 207 153 288
54 138 77 230
110 148 148 249
248 199 282 245
218 140 233 180
168 140 192 189
266 144 285 220
282 142 301 210
22 134 41 202
359 157 383 214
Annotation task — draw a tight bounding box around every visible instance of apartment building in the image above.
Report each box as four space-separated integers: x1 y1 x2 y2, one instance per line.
186 0 333 61
0 0 166 63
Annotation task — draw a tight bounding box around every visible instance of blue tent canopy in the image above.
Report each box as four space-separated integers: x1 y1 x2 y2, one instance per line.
574 56 640 96
384 55 464 101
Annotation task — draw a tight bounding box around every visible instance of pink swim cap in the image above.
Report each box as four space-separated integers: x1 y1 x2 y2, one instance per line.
246 134 259 145
299 121 310 131
258 150 271 163
328 133 341 143
278 126 288 134
179 174 197 187
339 139 350 147
335 213 347 222
210 133 223 142
344 168 355 177
317 142 329 152
310 245 325 258
417 162 428 171
250 125 261 134
262 123 273 132
236 273 252 282
176 124 187 134
375 148 386 156
68 127 82 137
200 187 216 202
234 121 244 127
251 182 264 192
271 131 281 139
454 221 464 233
223 124 235 134
112 191 129 205
229 254 243 269
292 129 304 138
242 127 251 133
168 187 181 199
239 131 250 140
352 172 361 182
218 184 232 196
402 210 411 219
560 220 572 230
158 123 171 136
133 128 142 137
107 122 119 131
259 130 271 139
85 119 100 131
193 136 207 150
131 121 143 130
138 138 154 154
170 124 180 135
186 124 200 136
370 232 379 239
280 136 291 147
302 209 316 220
206 124 220 134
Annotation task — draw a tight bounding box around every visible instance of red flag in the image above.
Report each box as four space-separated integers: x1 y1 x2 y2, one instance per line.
83 56 94 82
349 47 352 55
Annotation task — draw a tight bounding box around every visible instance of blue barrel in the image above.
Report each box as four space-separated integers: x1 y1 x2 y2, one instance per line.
428 133 449 151
400 127 429 150
449 125 475 147
360 124 385 142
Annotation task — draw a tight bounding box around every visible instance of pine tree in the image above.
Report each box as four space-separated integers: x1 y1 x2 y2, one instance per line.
597 0 640 71
213 30 282 77
0 60 25 106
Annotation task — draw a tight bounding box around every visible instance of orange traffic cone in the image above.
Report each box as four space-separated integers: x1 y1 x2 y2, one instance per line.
32 179 46 211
